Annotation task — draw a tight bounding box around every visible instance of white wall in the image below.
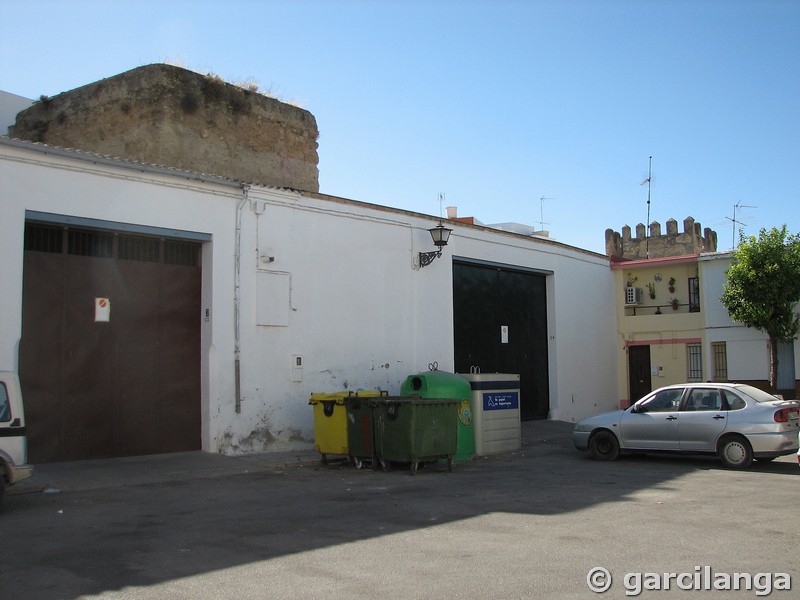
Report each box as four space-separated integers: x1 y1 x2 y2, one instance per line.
1 139 619 457
0 140 241 453
0 91 33 134
449 226 618 421
699 253 799 383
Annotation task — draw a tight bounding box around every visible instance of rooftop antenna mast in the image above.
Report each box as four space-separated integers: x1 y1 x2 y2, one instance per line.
641 156 653 258
537 197 553 231
438 192 445 218
726 200 757 249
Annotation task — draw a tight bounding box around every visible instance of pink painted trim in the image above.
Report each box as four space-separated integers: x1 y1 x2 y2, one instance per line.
611 254 700 269
626 338 701 347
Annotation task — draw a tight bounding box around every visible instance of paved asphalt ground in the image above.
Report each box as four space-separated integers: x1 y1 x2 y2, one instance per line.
2 420 798 600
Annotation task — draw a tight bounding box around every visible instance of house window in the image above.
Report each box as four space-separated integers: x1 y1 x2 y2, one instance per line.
687 343 702 381
688 277 700 312
712 342 728 381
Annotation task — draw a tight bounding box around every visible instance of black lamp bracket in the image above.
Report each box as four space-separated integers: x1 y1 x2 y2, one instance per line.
418 250 442 268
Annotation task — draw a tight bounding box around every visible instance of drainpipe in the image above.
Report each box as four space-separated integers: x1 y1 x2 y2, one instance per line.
234 184 250 413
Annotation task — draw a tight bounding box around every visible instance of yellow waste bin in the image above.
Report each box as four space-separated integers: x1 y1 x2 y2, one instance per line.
309 390 387 464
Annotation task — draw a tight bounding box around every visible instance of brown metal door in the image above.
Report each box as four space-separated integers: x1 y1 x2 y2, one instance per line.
20 224 202 462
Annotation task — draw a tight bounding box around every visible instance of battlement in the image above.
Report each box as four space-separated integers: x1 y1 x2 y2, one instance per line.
605 216 717 259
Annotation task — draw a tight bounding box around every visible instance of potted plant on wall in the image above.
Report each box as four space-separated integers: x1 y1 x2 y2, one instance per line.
669 297 679 310
646 283 656 299
668 277 676 293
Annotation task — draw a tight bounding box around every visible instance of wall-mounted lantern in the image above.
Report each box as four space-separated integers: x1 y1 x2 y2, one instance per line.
418 223 453 268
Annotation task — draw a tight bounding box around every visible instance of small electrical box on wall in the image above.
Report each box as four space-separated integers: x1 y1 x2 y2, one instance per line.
292 355 303 382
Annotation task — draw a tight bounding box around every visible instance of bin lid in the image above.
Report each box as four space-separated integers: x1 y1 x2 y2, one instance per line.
309 389 388 404
400 371 471 400
308 392 349 405
457 373 521 390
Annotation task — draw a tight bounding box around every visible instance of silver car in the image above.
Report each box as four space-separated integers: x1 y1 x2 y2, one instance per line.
573 383 800 469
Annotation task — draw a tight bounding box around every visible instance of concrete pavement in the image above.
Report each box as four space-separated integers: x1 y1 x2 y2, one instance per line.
10 419 576 495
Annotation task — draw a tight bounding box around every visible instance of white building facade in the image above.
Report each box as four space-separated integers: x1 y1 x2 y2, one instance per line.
1 137 618 461
699 252 799 394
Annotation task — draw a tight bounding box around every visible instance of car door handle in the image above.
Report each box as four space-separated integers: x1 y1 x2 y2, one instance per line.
665 415 678 420
712 415 725 420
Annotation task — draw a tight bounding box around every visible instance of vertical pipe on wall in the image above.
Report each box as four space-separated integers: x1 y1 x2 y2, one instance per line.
233 185 250 413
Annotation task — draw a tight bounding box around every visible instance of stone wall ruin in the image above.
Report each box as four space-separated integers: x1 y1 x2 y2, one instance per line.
10 64 320 192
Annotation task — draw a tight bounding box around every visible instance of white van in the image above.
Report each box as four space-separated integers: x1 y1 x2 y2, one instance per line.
0 371 33 505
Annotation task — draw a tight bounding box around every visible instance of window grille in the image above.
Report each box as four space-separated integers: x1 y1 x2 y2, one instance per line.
712 342 728 382
119 235 160 262
688 277 700 312
687 343 702 381
164 241 200 266
68 229 113 258
24 224 63 253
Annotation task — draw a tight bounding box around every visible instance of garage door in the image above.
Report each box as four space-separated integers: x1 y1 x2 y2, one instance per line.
453 260 550 420
19 221 202 462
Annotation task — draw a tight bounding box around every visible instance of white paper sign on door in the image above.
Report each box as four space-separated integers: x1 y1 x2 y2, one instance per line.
95 297 111 322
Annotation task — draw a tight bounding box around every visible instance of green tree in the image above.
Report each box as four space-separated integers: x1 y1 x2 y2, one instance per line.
720 226 800 391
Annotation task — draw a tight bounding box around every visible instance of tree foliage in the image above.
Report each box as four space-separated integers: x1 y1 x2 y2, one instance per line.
720 225 800 389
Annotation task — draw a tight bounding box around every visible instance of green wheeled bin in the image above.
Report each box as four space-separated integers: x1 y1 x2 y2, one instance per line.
400 370 475 461
345 394 381 469
373 396 460 475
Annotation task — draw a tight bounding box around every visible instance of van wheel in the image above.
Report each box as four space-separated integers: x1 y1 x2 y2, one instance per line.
589 430 620 461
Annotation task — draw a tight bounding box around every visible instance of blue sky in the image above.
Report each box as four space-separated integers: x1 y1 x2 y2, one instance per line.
2 0 798 254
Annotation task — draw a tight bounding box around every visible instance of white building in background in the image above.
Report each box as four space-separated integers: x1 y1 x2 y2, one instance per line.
699 252 798 392
0 91 33 133
0 136 618 461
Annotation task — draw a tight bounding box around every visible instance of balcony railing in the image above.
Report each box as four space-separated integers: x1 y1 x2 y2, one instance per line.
624 301 699 316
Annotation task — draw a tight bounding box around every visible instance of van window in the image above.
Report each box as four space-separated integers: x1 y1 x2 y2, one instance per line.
0 383 10 422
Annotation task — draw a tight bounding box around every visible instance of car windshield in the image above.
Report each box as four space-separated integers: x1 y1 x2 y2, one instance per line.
734 384 780 403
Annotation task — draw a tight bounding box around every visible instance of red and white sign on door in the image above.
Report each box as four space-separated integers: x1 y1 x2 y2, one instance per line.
95 297 111 322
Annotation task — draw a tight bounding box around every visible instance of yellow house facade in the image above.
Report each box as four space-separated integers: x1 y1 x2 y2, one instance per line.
612 255 705 407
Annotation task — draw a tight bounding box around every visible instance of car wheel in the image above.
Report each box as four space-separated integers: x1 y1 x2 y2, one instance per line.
718 435 753 469
589 430 620 461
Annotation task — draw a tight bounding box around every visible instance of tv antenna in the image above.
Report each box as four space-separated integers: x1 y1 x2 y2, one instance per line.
537 197 553 231
438 192 445 218
640 156 653 258
726 200 757 249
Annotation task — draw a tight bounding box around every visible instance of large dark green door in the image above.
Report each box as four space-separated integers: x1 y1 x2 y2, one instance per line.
453 261 550 420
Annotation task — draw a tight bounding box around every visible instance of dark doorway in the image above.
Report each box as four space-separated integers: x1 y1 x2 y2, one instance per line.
627 345 651 405
20 222 202 462
453 261 550 420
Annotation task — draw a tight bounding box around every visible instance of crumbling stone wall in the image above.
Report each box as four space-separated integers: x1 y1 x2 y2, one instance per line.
10 64 320 192
605 217 717 259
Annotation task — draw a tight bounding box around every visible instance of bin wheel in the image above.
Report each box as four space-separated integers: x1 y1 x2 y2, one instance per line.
321 453 328 465
353 456 364 470
380 459 390 472
447 457 453 472
410 461 418 475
